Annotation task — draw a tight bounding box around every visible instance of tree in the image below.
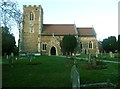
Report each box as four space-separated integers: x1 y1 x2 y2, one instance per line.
118 35 120 53
62 35 77 55
0 1 22 28
108 36 117 52
0 0 23 54
2 26 16 55
102 39 109 52
102 36 117 53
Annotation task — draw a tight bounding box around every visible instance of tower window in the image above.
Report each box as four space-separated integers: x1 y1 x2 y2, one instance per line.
30 12 34 20
89 41 93 49
43 44 47 50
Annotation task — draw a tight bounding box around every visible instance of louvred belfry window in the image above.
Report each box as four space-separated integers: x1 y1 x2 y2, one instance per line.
30 12 34 20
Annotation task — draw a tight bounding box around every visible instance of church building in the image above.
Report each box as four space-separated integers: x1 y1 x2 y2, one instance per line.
19 5 98 56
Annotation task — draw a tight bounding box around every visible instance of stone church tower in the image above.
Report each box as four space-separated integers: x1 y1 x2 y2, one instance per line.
20 5 43 53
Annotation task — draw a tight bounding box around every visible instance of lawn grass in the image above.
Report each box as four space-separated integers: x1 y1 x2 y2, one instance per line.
2 56 119 87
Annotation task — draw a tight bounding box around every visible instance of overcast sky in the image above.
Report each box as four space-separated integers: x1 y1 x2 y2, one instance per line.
10 0 119 45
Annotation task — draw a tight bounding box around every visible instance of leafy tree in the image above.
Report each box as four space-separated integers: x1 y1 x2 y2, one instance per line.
108 36 117 52
0 1 22 55
62 35 77 55
2 26 16 55
102 36 117 53
102 39 109 52
118 35 120 53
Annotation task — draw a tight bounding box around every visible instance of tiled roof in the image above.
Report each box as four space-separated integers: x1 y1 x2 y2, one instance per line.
41 24 96 36
42 24 77 35
77 27 96 36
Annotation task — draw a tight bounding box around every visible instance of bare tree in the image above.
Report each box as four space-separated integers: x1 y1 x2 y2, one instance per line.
0 0 22 30
0 0 23 53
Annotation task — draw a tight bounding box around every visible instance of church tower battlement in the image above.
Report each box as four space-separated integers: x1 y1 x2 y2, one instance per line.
20 5 43 53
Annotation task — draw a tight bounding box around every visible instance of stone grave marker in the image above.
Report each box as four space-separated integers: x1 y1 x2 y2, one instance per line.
6 55 8 59
16 57 17 60
8 53 14 67
71 65 80 89
109 51 113 58
28 53 32 62
92 56 97 66
11 52 14 57
96 50 99 58
88 54 92 64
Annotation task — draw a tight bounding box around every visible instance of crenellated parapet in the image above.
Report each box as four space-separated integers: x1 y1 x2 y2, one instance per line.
23 5 41 8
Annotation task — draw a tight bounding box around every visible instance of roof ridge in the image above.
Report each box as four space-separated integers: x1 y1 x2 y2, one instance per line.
43 24 74 26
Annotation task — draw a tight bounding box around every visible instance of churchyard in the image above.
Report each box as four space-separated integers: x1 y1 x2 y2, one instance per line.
2 53 119 88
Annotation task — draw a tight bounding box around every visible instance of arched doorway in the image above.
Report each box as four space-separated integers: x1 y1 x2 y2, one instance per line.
51 47 56 55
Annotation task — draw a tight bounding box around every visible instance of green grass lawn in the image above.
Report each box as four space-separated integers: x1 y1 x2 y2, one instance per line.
2 56 119 87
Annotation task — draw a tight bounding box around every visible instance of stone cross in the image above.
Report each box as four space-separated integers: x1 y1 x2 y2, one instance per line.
71 65 80 89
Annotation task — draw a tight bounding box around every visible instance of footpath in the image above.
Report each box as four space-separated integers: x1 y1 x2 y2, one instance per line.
59 56 120 64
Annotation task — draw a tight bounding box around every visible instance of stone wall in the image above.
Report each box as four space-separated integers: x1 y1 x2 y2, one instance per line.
79 36 98 54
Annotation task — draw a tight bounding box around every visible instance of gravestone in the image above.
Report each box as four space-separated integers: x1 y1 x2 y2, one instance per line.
109 51 113 57
92 56 97 66
96 50 99 58
71 65 80 89
11 52 14 57
6 55 8 59
96 53 98 58
28 53 32 62
88 54 92 64
8 53 14 67
16 57 17 60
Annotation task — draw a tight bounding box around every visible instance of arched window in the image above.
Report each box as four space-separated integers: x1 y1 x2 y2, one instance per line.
42 44 47 50
30 12 34 20
89 41 93 49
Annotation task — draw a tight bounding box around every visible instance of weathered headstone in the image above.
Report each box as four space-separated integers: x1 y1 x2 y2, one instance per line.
11 52 14 57
96 53 98 58
109 51 113 57
92 56 97 66
96 50 99 58
88 54 92 64
6 55 8 59
16 57 17 60
71 65 80 89
9 54 13 67
29 53 32 62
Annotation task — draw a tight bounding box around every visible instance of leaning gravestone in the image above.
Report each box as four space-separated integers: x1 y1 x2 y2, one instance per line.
71 65 80 89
